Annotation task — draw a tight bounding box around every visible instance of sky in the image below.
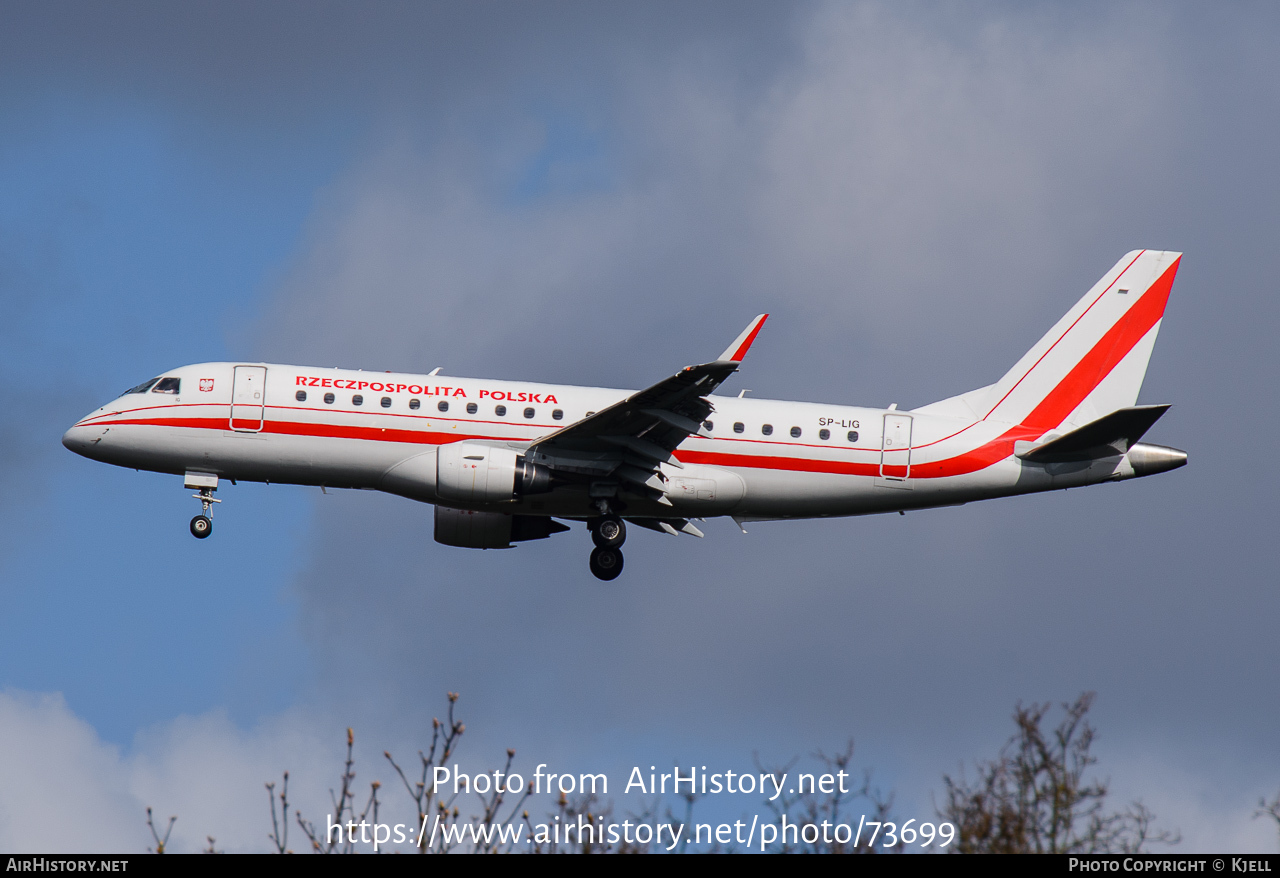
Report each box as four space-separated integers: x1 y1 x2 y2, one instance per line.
0 0 1278 853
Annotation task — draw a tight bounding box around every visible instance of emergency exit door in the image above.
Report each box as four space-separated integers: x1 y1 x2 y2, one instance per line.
230 365 267 432
880 413 912 480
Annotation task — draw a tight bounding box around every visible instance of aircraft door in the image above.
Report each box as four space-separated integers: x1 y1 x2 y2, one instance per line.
230 365 267 432
880 413 912 480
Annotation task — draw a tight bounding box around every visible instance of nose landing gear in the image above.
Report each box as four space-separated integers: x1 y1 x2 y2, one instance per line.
588 513 626 580
185 472 220 540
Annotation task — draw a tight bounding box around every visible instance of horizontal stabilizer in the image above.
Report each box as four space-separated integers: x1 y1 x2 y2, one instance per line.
1017 405 1170 463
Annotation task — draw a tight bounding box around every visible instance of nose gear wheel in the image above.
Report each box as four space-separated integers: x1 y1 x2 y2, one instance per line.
190 515 212 538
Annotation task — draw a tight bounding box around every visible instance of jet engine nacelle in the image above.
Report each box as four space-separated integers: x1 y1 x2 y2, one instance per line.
434 506 570 549
436 441 553 504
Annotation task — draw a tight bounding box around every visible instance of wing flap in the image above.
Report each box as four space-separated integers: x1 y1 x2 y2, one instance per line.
624 517 705 537
615 463 666 492
641 408 703 434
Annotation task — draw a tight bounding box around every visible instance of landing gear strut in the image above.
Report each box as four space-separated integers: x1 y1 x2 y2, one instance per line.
588 512 626 580
185 472 220 540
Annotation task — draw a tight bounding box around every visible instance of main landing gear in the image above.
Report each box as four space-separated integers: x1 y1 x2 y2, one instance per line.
588 513 626 581
185 472 220 540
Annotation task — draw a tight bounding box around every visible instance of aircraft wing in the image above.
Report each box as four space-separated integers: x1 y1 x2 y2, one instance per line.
526 315 767 499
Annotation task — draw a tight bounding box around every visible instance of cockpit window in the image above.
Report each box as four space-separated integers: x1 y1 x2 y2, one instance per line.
124 378 160 395
152 377 181 394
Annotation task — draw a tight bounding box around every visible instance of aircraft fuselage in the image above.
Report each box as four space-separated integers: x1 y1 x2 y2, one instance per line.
62 361 1177 522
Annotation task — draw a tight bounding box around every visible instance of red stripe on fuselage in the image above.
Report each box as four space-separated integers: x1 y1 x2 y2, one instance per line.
89 414 533 448
675 449 881 477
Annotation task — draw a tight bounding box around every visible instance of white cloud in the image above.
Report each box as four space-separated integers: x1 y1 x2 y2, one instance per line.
0 691 139 852
1105 745 1280 854
0 690 338 853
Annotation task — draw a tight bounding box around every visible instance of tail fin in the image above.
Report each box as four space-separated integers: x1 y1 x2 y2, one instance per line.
975 250 1181 431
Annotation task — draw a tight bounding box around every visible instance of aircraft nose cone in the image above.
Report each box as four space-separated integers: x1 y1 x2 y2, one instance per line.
62 424 95 455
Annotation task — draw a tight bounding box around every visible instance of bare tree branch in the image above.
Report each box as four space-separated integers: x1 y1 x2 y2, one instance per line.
266 771 290 853
145 807 176 854
940 693 1179 854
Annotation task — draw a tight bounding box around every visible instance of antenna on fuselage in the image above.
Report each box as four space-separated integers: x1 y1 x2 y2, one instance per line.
428 367 442 376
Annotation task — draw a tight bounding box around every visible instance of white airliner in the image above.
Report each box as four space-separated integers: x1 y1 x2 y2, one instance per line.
64 250 1186 580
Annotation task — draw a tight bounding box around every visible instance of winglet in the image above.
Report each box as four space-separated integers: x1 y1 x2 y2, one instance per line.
718 314 769 363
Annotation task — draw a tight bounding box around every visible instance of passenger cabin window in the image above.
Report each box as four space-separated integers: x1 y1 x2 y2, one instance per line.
152 377 180 394
409 398 421 410
523 407 535 419
495 405 507 417
324 393 335 404
125 378 160 395
380 397 392 408
762 424 773 436
296 390 307 402
438 401 449 412
733 422 744 433
352 394 364 406
552 409 564 420
819 428 830 440
466 402 478 414
790 426 802 438
847 430 859 443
